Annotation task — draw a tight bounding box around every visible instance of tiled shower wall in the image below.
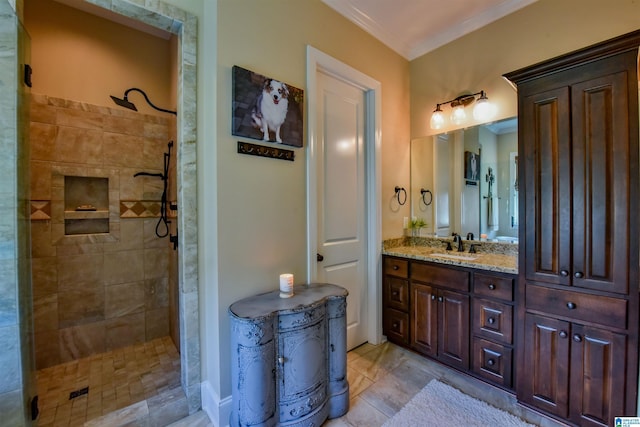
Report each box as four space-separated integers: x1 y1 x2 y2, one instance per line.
30 93 177 370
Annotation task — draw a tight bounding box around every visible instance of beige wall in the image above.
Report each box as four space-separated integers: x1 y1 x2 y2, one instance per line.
214 0 409 398
410 0 640 138
25 0 173 116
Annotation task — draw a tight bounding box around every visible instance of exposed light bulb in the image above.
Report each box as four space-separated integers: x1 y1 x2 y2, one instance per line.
430 106 445 130
450 104 466 125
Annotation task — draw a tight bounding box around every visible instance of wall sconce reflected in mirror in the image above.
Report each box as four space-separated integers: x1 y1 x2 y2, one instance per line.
430 90 495 130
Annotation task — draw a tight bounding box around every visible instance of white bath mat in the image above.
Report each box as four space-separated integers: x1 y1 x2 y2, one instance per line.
383 379 535 426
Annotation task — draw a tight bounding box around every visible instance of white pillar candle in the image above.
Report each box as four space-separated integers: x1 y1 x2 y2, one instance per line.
279 273 294 298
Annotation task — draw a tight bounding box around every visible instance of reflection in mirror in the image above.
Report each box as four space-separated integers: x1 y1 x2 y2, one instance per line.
411 117 518 243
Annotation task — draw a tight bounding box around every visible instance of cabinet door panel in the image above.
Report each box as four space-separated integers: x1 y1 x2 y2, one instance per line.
279 320 326 401
571 72 630 294
570 324 626 427
473 298 513 344
383 308 409 346
520 313 570 418
472 338 512 388
522 87 572 286
438 289 470 369
385 276 409 312
410 283 437 357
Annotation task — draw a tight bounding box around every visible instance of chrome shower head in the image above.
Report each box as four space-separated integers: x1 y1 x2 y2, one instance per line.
109 95 138 111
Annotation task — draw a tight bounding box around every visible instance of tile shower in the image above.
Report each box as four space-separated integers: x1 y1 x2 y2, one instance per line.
29 93 179 370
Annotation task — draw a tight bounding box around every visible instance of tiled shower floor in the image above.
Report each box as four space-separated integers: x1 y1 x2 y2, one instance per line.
36 336 180 426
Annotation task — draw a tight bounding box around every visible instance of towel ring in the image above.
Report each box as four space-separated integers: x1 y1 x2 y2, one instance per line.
394 186 407 206
420 188 433 206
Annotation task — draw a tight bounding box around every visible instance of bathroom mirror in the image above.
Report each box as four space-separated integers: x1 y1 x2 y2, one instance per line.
410 117 518 243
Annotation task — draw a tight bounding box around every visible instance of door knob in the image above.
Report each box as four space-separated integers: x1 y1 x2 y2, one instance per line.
317 253 324 262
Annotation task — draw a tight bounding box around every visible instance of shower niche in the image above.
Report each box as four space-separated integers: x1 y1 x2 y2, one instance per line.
64 176 110 235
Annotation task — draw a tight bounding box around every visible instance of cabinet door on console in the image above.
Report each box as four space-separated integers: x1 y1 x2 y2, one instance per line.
278 320 327 422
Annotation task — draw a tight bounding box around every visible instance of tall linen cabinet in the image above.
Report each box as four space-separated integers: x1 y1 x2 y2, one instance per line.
505 31 640 427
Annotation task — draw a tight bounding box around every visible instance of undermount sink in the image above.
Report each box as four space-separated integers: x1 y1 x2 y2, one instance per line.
429 253 478 261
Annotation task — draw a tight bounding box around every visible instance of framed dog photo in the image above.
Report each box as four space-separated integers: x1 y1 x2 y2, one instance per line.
232 65 304 148
464 151 480 181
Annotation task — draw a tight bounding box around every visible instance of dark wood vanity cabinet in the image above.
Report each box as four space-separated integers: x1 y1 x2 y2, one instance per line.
471 273 515 389
383 257 410 345
383 255 516 388
505 30 640 426
410 263 470 370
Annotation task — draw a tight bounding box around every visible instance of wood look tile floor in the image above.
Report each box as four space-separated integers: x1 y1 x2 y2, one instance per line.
35 336 181 427
324 341 568 427
36 339 567 427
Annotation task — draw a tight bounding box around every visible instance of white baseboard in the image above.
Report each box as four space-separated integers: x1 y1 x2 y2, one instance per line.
201 381 232 427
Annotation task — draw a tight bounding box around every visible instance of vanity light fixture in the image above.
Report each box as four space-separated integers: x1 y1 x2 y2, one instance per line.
430 90 494 129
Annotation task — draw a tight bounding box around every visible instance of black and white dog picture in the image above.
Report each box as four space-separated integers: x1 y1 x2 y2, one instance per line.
232 65 304 148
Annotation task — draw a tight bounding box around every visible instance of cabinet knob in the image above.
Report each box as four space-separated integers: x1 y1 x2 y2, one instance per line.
392 322 399 329
559 330 568 338
560 270 569 277
431 295 436 300
487 359 496 366
392 290 398 296
566 302 576 310
573 334 582 343
488 284 496 290
438 296 443 302
574 271 584 279
393 265 399 270
487 317 496 325
278 357 285 365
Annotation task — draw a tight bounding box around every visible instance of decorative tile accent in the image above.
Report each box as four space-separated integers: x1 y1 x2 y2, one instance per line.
120 201 162 218
30 200 51 220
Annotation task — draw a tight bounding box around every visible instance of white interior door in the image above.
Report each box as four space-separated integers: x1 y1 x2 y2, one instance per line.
316 70 368 350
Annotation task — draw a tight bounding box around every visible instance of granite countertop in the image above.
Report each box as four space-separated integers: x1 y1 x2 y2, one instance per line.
383 237 518 275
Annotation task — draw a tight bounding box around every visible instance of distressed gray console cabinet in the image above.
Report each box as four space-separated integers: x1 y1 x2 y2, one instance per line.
229 283 350 427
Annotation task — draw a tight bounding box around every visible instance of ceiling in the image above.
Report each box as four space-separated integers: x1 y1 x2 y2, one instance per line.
322 0 538 60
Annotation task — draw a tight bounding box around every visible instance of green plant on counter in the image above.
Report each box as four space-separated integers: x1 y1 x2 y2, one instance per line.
409 218 428 237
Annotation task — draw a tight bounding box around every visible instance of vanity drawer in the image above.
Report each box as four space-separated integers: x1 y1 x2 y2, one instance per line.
526 284 627 329
384 277 409 312
472 338 513 389
473 273 513 301
383 308 409 345
384 257 409 278
411 262 469 292
473 298 513 344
